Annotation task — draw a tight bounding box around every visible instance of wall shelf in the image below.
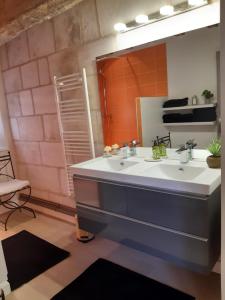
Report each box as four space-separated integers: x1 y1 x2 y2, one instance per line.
161 103 216 112
163 121 216 126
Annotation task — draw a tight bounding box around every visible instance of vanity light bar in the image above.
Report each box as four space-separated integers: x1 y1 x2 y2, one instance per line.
114 0 208 33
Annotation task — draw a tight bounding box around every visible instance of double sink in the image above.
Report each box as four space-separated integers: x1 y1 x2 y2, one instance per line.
71 149 221 196
87 157 204 180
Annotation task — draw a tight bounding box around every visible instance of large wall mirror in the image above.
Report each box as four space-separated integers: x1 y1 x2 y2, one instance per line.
96 25 220 148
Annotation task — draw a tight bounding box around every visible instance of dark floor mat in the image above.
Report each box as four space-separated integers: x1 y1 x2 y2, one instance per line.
2 230 70 290
51 258 195 300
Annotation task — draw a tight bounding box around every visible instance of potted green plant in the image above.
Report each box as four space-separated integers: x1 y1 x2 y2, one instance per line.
206 138 221 168
202 90 214 104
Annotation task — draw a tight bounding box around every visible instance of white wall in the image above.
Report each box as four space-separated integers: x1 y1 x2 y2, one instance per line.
139 97 168 147
167 27 219 102
138 27 219 148
165 26 219 148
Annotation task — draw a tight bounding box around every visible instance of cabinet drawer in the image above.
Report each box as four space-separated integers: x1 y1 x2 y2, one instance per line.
126 187 208 237
99 182 127 215
74 177 100 208
78 205 210 272
74 177 127 214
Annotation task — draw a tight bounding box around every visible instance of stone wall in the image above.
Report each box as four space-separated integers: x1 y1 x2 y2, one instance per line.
0 0 103 214
0 0 83 45
0 0 46 27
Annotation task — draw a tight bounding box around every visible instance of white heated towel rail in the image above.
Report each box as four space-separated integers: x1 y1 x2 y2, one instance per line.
54 69 95 196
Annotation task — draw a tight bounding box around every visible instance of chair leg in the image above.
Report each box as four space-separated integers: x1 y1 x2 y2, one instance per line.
20 187 36 219
4 209 17 231
0 186 36 231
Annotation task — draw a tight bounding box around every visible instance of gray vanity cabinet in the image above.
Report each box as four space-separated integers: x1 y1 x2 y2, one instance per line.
74 175 221 273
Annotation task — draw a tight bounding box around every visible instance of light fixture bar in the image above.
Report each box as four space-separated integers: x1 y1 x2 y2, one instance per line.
114 0 208 33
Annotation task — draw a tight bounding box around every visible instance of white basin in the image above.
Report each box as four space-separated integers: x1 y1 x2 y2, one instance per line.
141 164 205 181
71 148 221 195
82 157 139 172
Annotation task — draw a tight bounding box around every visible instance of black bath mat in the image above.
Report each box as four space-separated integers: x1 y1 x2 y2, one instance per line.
51 258 195 300
2 230 70 290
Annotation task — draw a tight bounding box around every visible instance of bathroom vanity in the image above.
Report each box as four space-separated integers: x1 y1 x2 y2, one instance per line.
71 148 221 273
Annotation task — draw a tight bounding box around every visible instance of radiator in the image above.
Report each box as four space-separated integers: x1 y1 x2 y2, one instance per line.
54 69 95 196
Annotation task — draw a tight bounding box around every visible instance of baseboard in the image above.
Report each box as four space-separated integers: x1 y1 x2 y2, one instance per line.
20 193 76 216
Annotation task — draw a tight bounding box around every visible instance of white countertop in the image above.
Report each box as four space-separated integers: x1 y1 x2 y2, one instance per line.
71 148 221 196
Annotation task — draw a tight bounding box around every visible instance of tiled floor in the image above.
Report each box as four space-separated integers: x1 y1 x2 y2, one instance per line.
0 211 221 300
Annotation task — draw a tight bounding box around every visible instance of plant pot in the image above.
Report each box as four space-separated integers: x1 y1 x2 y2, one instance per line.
206 155 221 168
204 98 212 104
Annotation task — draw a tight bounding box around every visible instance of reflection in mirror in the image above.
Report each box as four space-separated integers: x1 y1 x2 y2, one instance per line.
96 25 219 148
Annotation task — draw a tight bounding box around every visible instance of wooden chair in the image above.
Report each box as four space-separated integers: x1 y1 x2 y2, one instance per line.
0 151 36 231
156 132 172 148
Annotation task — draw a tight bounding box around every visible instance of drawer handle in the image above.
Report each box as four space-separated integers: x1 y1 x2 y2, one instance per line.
77 203 208 242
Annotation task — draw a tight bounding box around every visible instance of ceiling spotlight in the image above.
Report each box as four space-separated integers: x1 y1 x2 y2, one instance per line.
188 0 207 6
135 14 149 24
114 22 127 32
160 5 175 16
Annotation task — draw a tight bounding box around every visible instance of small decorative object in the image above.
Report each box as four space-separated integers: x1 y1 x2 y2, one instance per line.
152 140 160 160
111 144 120 155
191 95 198 105
159 142 167 157
103 146 112 157
206 138 221 168
202 90 214 104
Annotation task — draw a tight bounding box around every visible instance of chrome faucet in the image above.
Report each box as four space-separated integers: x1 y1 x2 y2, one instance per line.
120 143 129 159
176 140 197 163
129 140 139 156
176 144 186 153
185 139 197 161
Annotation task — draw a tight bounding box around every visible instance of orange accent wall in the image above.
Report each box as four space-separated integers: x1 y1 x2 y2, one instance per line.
97 43 168 146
